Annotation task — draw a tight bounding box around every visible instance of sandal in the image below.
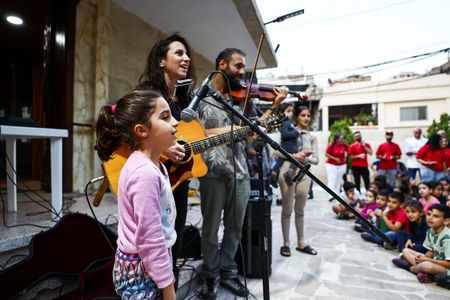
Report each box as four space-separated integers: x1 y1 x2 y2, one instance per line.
280 246 291 257
296 245 317 255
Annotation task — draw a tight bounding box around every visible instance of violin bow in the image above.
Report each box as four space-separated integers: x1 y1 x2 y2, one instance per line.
240 33 265 126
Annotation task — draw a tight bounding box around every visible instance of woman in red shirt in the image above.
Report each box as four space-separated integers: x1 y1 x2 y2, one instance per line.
417 134 446 181
325 133 348 196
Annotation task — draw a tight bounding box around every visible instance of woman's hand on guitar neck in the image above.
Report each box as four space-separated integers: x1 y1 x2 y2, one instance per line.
163 143 186 162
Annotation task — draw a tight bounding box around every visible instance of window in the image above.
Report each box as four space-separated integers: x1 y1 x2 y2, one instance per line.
400 106 427 121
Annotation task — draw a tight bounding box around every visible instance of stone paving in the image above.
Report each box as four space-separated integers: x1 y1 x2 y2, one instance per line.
179 185 450 299
1 184 449 299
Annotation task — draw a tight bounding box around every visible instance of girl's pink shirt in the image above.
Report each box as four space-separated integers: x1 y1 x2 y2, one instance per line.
117 151 177 289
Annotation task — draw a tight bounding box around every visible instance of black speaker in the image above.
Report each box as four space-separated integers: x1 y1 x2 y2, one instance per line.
235 194 272 278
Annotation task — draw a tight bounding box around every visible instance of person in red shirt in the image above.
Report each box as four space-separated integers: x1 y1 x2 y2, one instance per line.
361 191 410 250
348 131 372 193
439 135 449 179
325 133 348 196
417 133 446 181
376 131 402 187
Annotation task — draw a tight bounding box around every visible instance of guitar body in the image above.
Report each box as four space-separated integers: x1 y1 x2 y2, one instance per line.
102 119 209 195
168 120 208 190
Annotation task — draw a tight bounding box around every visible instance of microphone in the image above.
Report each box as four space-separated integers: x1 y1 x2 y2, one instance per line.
180 74 212 122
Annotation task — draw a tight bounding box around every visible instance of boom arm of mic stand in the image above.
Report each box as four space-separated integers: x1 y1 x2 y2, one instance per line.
207 89 393 246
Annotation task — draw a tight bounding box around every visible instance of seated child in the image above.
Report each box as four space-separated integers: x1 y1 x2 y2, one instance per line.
361 191 410 250
418 181 440 214
366 189 389 232
429 180 446 206
391 204 450 284
353 190 378 232
440 177 449 198
368 181 382 194
332 181 362 219
396 199 428 253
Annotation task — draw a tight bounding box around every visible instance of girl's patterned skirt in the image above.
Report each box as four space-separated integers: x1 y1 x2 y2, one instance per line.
113 249 162 300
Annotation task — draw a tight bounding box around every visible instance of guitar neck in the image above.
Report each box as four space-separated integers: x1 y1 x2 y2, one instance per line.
189 126 252 154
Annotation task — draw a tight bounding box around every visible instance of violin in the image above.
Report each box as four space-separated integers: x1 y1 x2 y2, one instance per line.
231 80 308 102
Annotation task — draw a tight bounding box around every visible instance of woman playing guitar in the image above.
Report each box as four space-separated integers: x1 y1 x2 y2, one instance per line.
135 33 196 287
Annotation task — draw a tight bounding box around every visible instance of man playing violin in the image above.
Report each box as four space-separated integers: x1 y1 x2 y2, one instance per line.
196 48 288 299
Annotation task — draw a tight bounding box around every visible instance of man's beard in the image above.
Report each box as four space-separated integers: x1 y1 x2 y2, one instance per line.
224 70 242 90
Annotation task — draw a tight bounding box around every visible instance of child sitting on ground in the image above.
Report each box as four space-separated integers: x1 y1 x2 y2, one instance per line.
418 181 440 214
440 177 450 198
332 181 362 219
361 191 409 250
429 180 447 206
353 190 378 232
391 204 450 284
396 199 429 253
367 189 389 232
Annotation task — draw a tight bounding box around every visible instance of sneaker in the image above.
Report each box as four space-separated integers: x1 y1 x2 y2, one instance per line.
434 274 450 289
392 258 411 271
383 242 397 250
220 277 249 297
416 272 433 283
203 277 218 300
361 232 375 243
353 224 366 233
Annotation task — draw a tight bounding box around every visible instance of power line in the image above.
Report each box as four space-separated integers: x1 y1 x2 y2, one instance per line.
309 47 450 77
322 72 442 96
269 0 418 30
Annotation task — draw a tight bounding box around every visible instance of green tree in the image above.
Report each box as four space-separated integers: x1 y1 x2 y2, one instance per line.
426 113 450 137
329 118 354 145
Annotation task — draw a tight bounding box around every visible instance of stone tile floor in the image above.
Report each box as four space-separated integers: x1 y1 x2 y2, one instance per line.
1 182 449 299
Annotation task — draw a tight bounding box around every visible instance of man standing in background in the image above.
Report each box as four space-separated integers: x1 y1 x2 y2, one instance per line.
404 127 427 181
376 130 402 187
348 131 372 193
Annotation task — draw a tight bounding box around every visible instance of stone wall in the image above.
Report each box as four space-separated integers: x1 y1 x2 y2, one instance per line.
72 0 213 192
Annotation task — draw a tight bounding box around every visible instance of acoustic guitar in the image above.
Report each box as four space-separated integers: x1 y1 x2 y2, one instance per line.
102 116 281 196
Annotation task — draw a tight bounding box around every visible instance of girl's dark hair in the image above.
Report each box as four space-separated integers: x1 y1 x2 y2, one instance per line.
293 105 310 119
404 199 424 212
366 189 378 199
426 133 442 150
332 133 342 144
138 33 196 103
278 102 294 115
418 181 433 190
428 180 442 191
95 90 162 162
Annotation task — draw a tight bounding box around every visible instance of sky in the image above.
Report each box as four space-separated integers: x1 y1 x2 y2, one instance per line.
254 0 450 85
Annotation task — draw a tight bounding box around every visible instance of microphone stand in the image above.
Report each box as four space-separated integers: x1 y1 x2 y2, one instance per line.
207 89 393 300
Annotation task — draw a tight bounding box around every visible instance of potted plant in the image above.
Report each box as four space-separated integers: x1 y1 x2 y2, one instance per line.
366 114 375 125
355 113 367 126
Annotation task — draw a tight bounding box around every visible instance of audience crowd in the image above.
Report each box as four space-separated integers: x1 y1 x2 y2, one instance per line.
324 127 450 288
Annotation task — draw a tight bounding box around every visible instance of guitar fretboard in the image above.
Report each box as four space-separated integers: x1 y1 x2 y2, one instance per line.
185 126 252 154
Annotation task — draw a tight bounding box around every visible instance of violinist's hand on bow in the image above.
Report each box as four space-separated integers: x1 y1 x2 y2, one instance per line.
272 86 289 109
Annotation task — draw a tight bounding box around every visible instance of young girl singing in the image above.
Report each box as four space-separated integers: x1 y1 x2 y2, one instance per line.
95 90 178 300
